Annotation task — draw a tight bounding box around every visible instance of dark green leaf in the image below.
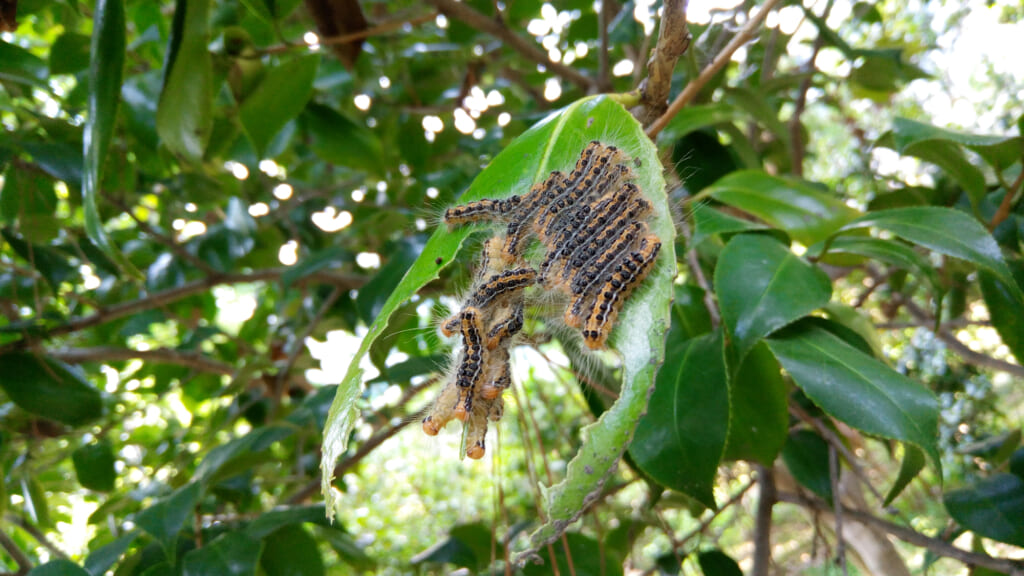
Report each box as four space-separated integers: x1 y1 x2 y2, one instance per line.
1010 448 1024 479
238 0 274 22
631 331 729 508
767 324 941 471
281 246 352 288
0 353 103 426
135 482 203 561
669 284 713 341
660 103 745 141
1 228 77 288
697 549 743 576
412 522 491 571
1 168 58 220
724 343 788 465
781 430 833 503
259 525 324 576
840 207 1021 297
239 54 320 157
944 474 1024 546
891 117 1024 170
706 170 860 246
72 440 117 492
156 0 214 161
814 235 941 293
690 205 768 248
50 33 92 75
0 40 48 86
979 265 1024 363
84 0 130 270
303 103 383 173
182 532 263 576
714 234 832 361
195 425 293 484
246 504 328 539
84 532 139 576
26 560 90 576
315 526 376 570
672 130 739 193
884 445 926 506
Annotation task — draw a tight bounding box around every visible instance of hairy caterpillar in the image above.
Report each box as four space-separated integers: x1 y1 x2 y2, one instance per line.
426 140 662 458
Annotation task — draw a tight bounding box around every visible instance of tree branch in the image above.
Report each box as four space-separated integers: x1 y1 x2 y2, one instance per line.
0 528 31 576
598 0 612 91
989 166 1024 230
635 0 691 126
50 346 234 375
424 0 592 90
752 465 776 576
646 0 784 139
7 516 68 561
256 12 438 56
777 491 1024 575
0 269 365 355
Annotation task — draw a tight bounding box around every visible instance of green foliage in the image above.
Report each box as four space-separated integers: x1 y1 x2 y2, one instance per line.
1 0 1023 574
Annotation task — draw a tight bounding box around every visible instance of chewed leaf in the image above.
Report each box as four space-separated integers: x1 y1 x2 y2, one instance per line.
320 97 676 551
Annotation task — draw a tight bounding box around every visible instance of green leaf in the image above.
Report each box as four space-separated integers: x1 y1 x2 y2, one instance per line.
84 531 139 576
0 40 48 86
944 474 1024 547
697 549 743 576
813 235 941 293
840 207 1021 297
724 343 788 465
238 0 274 22
884 445 925 506
1 228 77 289
182 532 263 576
156 0 214 161
26 560 90 576
1 168 58 220
885 134 987 210
979 265 1024 363
412 522 491 571
690 205 768 248
706 170 860 246
660 102 745 141
522 532 623 576
766 324 941 472
714 234 832 361
239 55 320 157
50 32 92 75
135 482 202 562
0 353 103 426
891 117 1024 170
303 103 383 173
72 440 117 492
22 476 51 527
84 0 131 272
246 504 328 539
669 284 713 341
781 429 834 503
631 331 729 508
821 302 885 360
281 246 351 288
319 97 676 559
258 525 324 576
195 425 293 484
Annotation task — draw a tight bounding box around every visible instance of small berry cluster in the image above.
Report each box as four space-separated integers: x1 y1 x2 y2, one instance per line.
423 141 661 459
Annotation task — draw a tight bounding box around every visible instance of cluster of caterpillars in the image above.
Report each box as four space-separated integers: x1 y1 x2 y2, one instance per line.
422 141 662 459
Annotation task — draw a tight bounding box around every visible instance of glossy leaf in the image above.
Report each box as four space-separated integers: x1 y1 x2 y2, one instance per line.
840 207 1021 297
690 204 768 248
72 440 117 492
320 97 676 558
715 234 832 361
706 170 860 246
84 0 130 270
979 266 1024 363
782 430 833 503
182 532 263 576
238 54 320 157
884 445 925 506
814 235 941 293
944 474 1024 546
0 353 103 426
767 324 941 471
135 482 202 561
724 343 788 465
891 117 1024 170
821 302 885 360
631 331 729 508
156 0 214 161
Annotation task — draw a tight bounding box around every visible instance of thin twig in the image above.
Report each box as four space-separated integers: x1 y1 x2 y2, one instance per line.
50 346 234 375
108 196 219 276
274 286 343 401
646 0 784 139
0 268 364 354
777 491 1024 575
598 0 612 91
425 0 592 90
0 528 31 575
788 1 833 177
829 445 849 575
257 12 437 56
636 0 691 126
989 166 1024 230
789 404 885 504
752 465 776 576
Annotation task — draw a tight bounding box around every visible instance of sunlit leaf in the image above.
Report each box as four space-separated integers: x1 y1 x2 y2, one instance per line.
156 0 214 161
